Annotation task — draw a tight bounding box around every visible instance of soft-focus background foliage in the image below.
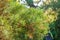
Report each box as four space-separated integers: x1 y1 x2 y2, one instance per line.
0 0 60 40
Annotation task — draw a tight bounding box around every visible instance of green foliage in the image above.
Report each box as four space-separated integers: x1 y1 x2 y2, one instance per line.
1 1 50 40
0 0 58 40
42 0 60 40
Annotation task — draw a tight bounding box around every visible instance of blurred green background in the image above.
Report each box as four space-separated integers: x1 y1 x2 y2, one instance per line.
0 0 60 40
